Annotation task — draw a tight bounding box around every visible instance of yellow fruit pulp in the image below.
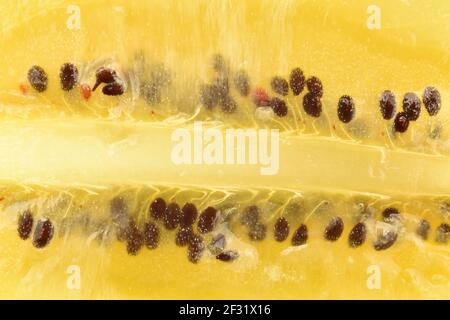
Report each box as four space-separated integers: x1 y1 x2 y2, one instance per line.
0 0 448 299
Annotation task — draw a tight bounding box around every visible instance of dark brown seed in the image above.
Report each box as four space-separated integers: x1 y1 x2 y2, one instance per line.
374 230 397 250
324 217 344 241
416 219 430 240
141 82 161 105
402 92 421 121
274 217 290 242
306 77 323 97
93 67 117 91
208 233 226 255
234 70 250 96
289 68 305 96
214 76 230 101
271 76 289 96
33 218 54 248
188 234 204 263
379 90 396 120
27 65 48 92
110 196 128 225
435 223 449 244
240 205 260 228
270 97 288 117
102 82 125 96
18 210 33 240
150 198 166 220
302 92 322 117
175 227 194 247
216 250 239 262
291 224 308 246
199 84 219 109
198 207 217 234
59 63 79 91
423 87 441 116
163 203 181 230
125 220 143 255
382 207 400 223
143 222 160 249
394 112 409 133
337 95 355 123
180 202 198 227
220 95 237 113
248 223 267 241
348 222 366 248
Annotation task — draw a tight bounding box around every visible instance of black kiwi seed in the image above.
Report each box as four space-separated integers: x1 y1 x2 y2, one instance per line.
216 250 239 262
324 217 344 241
208 233 226 255
291 224 308 246
163 203 181 230
150 198 166 220
18 210 33 240
198 207 217 234
240 205 260 228
435 223 449 244
271 76 289 96
125 219 143 255
59 63 79 91
274 217 290 242
303 92 322 117
270 97 288 117
188 234 204 263
393 112 409 133
402 92 421 121
348 222 366 248
374 230 397 251
180 203 198 227
110 196 129 225
337 95 355 123
382 207 400 223
175 227 194 247
143 222 160 249
220 96 237 113
33 217 54 248
199 84 219 109
416 219 430 240
93 67 117 91
248 223 267 241
234 70 250 96
379 90 396 120
27 65 48 92
102 82 125 96
423 87 441 116
306 76 323 97
289 68 305 96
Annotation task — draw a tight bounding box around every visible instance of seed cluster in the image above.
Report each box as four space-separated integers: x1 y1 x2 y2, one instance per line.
27 63 127 99
383 88 442 134
199 55 239 113
17 210 54 249
17 199 447 259
24 57 442 137
109 196 234 263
